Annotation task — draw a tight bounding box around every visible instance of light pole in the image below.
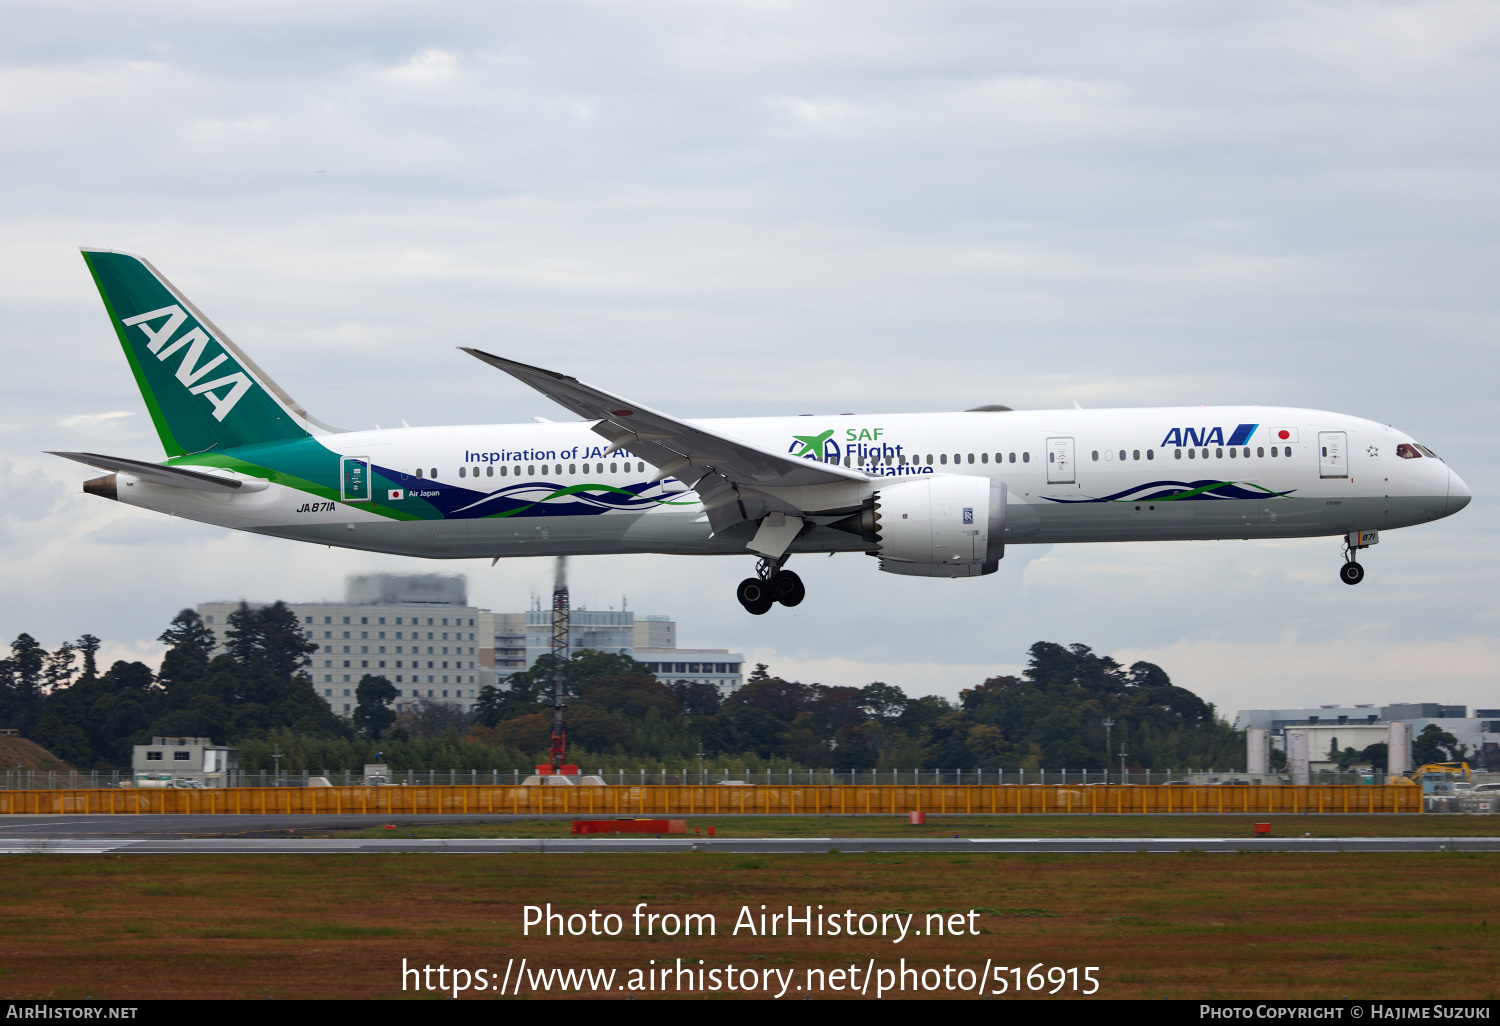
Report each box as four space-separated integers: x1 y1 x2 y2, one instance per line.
1102 719 1115 782
1118 745 1129 783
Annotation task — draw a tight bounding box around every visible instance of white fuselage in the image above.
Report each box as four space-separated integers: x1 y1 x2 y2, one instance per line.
109 405 1469 561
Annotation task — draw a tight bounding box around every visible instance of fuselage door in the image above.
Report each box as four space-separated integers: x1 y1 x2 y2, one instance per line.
1046 437 1075 484
1318 432 1347 479
342 456 372 501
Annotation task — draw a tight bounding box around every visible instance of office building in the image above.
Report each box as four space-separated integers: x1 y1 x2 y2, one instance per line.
199 573 487 717
199 573 745 720
481 606 744 696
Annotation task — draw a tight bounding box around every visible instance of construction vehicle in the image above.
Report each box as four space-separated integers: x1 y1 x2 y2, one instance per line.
1390 762 1471 794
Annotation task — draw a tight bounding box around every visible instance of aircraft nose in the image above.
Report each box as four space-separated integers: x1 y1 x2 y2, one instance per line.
1448 466 1472 513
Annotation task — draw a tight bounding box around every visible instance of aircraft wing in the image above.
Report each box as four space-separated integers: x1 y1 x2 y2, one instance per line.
460 348 872 532
48 451 256 493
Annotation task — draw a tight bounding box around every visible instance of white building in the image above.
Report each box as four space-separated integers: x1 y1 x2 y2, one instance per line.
1235 703 1500 773
199 573 487 717
481 606 745 696
131 736 238 788
199 573 746 720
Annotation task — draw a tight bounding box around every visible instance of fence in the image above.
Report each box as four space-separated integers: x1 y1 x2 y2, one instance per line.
2 767 1446 790
0 784 1421 815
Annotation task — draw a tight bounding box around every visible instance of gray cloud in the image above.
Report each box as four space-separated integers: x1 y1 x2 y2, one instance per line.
1 1 1495 714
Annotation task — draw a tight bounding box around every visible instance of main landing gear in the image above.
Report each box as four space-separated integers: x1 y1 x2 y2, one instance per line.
1340 529 1376 586
737 557 805 615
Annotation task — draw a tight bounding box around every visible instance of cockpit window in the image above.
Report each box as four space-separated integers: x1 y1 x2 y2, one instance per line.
1415 444 1441 460
1396 444 1421 459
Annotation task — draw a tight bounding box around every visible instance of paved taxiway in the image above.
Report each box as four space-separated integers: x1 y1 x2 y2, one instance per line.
0 836 1494 854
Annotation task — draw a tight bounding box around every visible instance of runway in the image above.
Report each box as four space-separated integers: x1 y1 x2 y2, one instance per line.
1 836 1495 854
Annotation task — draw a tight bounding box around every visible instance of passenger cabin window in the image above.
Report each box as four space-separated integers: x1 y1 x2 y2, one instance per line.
940 454 948 465
415 468 423 478
1091 450 1099 461
1133 450 1140 460
1257 447 1264 457
1022 452 1030 463
981 453 989 463
1174 448 1182 459
430 468 437 478
967 453 974 464
459 467 466 477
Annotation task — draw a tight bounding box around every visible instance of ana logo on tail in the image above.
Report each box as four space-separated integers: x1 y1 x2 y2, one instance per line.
120 305 254 422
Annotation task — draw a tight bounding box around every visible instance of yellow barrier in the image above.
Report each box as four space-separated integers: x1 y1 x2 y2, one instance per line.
0 784 1421 815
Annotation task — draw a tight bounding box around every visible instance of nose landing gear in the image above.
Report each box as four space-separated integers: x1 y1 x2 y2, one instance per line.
1340 529 1377 586
737 557 805 614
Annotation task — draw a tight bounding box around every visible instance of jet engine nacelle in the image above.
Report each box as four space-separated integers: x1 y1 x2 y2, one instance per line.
834 475 1005 577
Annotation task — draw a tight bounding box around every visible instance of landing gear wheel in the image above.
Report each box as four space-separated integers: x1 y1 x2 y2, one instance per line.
770 569 805 607
1340 561 1365 586
736 577 775 615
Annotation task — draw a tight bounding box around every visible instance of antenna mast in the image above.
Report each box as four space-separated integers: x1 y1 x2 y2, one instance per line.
548 556 572 775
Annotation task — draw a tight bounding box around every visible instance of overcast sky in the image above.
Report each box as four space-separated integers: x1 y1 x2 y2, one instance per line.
2 0 1496 718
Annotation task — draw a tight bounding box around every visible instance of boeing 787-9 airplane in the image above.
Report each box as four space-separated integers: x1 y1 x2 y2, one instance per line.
53 250 1471 614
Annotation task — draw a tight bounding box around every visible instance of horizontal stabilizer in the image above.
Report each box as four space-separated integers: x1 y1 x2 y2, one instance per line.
47 451 265 493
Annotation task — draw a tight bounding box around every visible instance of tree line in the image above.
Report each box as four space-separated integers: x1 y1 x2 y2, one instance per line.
466 641 1243 771
0 604 1247 772
0 604 342 769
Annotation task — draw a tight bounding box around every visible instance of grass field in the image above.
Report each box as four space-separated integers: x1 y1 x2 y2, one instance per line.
0 849 1496 1000
286 813 1500 840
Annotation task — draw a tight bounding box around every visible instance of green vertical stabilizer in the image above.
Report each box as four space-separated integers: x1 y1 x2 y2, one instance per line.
81 249 314 457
